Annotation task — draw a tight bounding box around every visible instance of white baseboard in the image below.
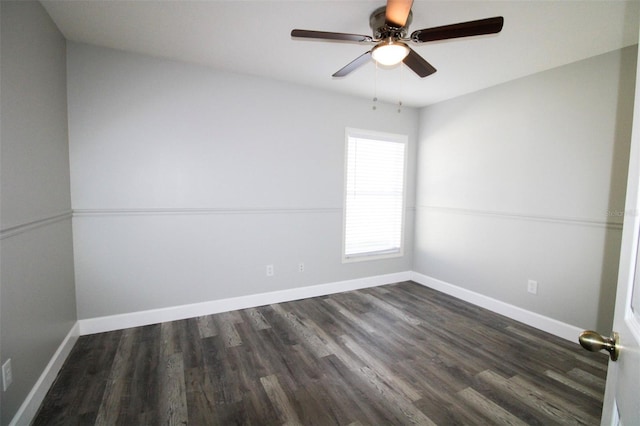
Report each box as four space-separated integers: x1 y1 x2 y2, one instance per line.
78 271 412 335
411 272 583 343
10 322 80 426
78 271 582 341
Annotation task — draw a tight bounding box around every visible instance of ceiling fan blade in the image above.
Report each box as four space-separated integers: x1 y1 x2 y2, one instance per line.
291 29 373 43
403 48 437 78
333 51 372 77
385 0 414 27
411 16 504 43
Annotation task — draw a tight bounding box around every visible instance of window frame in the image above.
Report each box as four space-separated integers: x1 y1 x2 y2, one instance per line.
342 127 408 263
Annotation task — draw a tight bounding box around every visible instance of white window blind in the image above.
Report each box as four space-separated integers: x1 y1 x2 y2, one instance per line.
343 129 407 261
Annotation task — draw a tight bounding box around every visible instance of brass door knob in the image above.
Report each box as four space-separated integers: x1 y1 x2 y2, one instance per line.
579 330 619 361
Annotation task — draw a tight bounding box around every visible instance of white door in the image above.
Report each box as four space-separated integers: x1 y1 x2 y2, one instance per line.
600 40 640 426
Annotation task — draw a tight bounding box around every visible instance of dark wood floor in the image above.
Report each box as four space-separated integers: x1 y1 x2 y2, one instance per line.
34 281 608 425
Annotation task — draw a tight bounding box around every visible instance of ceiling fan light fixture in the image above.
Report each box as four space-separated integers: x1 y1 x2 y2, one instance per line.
371 40 410 66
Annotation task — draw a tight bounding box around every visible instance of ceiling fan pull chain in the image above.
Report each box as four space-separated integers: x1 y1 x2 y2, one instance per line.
398 64 403 113
372 61 379 110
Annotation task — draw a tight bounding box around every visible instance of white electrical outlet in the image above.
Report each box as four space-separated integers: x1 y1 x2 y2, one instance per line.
2 358 13 391
527 279 538 295
266 264 274 277
298 263 305 273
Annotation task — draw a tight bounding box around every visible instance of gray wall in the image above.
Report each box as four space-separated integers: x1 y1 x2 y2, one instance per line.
67 43 418 319
414 46 637 333
0 1 76 423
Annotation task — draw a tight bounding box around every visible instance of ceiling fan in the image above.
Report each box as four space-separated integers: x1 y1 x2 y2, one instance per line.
291 0 504 78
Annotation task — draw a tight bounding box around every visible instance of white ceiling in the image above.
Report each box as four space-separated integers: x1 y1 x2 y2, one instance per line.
41 0 640 108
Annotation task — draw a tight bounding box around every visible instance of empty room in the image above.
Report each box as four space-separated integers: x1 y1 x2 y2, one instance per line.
2 0 640 424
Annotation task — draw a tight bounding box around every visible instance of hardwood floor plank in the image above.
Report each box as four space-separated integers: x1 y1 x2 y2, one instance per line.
93 378 126 425
172 319 203 370
510 374 600 424
355 290 422 325
226 310 245 324
125 335 160 423
370 285 391 295
159 352 188 425
34 332 120 424
184 367 220 426
567 367 607 389
161 321 179 356
196 315 218 339
359 366 437 425
201 336 244 404
216 313 243 348
510 368 604 419
237 321 310 391
94 329 137 424
339 334 422 402
244 307 271 331
300 317 362 371
323 298 376 334
477 369 599 425
505 325 608 373
458 387 529 426
260 374 301 425
544 369 604 400
293 383 345 425
238 382 281 425
270 303 332 358
407 361 494 425
319 354 407 425
359 310 439 362
229 323 269 382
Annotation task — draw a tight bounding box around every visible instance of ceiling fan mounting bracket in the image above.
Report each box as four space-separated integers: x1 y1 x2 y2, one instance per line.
369 6 411 40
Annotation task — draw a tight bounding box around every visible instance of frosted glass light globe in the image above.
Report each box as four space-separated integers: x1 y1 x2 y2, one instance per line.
371 41 410 66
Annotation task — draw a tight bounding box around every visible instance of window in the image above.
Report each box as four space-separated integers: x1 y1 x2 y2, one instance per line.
343 128 407 261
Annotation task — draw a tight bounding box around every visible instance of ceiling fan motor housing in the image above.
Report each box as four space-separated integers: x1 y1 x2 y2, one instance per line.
370 6 412 39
